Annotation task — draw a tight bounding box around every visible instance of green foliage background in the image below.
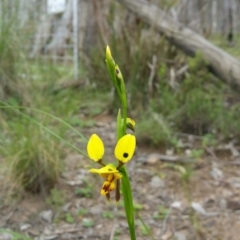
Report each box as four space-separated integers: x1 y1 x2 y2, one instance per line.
1 1 240 239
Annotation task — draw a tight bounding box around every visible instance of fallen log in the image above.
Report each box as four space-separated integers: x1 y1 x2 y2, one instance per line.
116 0 240 89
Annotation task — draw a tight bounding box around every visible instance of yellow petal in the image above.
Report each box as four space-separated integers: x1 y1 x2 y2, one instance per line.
114 134 136 163
101 181 110 195
89 168 102 174
99 173 109 178
101 180 116 195
107 173 114 181
109 181 116 191
87 134 104 161
89 164 119 174
114 172 122 180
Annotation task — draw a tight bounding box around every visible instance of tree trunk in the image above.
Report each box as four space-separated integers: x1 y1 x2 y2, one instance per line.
116 0 240 89
29 14 53 58
44 0 73 56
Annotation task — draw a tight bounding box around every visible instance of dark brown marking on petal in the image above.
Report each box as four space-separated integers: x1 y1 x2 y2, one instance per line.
102 181 110 193
123 153 128 158
106 192 111 202
115 179 121 202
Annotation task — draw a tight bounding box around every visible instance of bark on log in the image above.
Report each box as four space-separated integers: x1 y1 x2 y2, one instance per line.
116 0 240 89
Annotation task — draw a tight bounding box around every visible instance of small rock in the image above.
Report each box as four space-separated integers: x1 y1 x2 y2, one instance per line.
174 232 186 240
228 177 240 188
119 220 128 228
110 122 116 129
78 169 89 175
135 169 152 175
96 224 103 229
221 189 233 198
219 198 227 209
185 149 192 157
85 228 94 237
20 223 31 231
205 194 216 203
150 176 165 188
210 168 224 180
0 233 13 240
37 234 58 240
176 139 184 148
171 201 181 209
203 220 216 228
108 132 115 141
227 142 240 157
191 202 206 215
89 206 102 215
137 156 147 163
142 204 150 210
161 230 172 240
166 148 174 156
146 154 161 164
95 122 108 127
62 202 72 212
43 226 53 235
66 179 83 186
28 228 40 236
44 234 59 240
227 200 240 210
40 210 53 223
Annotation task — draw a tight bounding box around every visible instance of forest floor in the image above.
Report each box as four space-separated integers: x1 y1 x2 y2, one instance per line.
1 113 240 240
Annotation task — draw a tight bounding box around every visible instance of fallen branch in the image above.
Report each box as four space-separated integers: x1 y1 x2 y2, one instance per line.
116 0 240 89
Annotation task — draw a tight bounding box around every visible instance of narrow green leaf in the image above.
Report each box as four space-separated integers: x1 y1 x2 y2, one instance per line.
135 210 155 240
120 167 136 240
0 102 88 158
0 103 87 141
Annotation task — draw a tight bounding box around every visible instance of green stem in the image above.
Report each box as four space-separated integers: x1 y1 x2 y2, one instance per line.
120 167 136 240
120 91 136 239
122 103 127 136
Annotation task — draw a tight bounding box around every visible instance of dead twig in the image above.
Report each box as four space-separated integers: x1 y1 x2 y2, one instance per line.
147 153 195 164
109 224 117 240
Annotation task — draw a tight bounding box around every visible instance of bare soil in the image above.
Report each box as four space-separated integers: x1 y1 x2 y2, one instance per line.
1 114 240 240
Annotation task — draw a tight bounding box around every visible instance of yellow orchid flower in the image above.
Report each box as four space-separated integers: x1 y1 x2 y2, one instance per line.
90 164 122 196
87 134 136 201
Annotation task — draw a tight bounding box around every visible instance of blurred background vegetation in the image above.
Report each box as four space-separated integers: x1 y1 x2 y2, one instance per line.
1 0 240 193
